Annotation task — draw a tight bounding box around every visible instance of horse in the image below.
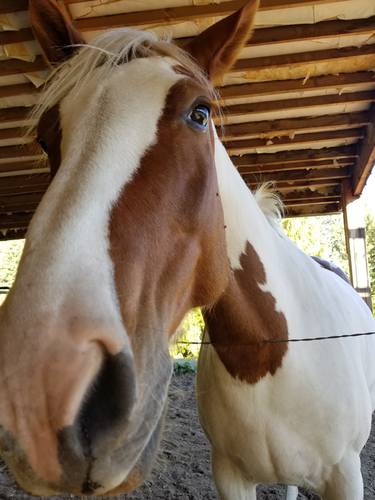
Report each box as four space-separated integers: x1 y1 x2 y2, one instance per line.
0 0 374 498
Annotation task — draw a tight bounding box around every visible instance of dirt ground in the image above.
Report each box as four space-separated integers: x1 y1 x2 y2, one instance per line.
0 372 374 499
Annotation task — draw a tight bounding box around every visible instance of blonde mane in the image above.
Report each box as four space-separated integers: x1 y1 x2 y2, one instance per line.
30 28 213 133
254 183 284 229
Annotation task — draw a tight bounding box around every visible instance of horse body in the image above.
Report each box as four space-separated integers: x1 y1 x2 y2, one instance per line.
197 136 375 499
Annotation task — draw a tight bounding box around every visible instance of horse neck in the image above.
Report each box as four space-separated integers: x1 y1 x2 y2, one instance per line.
214 134 282 272
205 136 290 383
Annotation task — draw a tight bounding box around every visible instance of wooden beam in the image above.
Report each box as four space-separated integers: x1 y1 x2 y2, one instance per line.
0 160 46 175
237 158 353 174
285 203 341 217
0 83 37 99
219 72 375 100
0 192 43 205
0 28 34 45
245 15 375 47
353 103 375 195
0 128 31 142
233 44 375 74
0 56 47 77
281 186 342 202
0 174 49 196
0 204 38 215
285 197 341 207
181 15 375 48
0 0 27 14
221 112 370 140
222 91 375 119
243 167 350 183
0 217 33 231
0 143 42 160
0 107 33 124
0 228 26 241
233 146 358 167
226 128 364 154
72 0 350 31
266 179 341 190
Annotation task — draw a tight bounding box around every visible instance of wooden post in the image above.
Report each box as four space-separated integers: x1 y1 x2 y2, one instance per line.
342 180 372 310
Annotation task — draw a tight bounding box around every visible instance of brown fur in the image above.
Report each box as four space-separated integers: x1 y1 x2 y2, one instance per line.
109 79 229 355
205 241 288 384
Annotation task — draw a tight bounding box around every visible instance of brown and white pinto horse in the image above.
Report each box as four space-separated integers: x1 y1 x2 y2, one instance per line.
0 0 374 498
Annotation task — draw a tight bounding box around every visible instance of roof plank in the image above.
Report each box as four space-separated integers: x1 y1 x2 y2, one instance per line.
0 56 46 77
222 91 375 118
352 103 375 195
226 128 364 154
233 44 375 73
220 72 375 100
221 112 370 140
233 146 358 167
72 1 352 31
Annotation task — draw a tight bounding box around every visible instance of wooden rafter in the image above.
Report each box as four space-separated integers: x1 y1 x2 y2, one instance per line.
285 203 341 217
1 8 370 48
219 72 375 99
226 128 364 154
0 143 41 160
0 160 45 175
221 91 375 119
0 56 47 77
0 83 37 99
233 146 358 167
221 112 370 140
352 103 375 195
70 0 352 31
232 44 375 74
243 166 350 183
238 158 353 174
0 29 33 46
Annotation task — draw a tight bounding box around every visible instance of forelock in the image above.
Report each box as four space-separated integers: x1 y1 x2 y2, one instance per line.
29 28 214 137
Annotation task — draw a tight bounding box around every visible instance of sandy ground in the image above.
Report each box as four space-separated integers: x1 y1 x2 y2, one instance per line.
0 372 374 499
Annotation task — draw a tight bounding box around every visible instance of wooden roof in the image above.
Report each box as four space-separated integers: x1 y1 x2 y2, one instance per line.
1 0 375 239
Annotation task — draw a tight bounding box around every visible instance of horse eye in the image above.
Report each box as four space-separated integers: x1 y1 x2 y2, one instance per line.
187 105 210 131
37 137 48 153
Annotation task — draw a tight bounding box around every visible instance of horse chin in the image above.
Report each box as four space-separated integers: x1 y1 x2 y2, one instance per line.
104 400 168 496
1 395 168 497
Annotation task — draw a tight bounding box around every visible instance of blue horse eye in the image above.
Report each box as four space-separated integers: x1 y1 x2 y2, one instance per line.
187 105 210 130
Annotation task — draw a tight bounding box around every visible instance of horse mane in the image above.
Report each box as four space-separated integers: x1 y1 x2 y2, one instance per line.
29 28 213 133
254 183 284 231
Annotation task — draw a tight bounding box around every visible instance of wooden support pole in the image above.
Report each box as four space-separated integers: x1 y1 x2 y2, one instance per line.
342 181 372 310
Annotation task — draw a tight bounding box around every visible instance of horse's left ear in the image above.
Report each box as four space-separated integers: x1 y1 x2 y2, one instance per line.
29 0 85 63
184 0 259 82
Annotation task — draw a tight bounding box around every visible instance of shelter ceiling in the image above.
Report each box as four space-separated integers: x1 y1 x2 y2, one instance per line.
0 0 375 239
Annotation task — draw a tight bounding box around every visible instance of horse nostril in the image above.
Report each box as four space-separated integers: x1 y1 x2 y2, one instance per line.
78 351 136 455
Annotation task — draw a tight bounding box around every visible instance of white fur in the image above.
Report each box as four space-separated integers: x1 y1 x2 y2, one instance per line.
197 132 375 499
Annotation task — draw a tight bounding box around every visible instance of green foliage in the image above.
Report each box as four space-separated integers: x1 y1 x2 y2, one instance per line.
174 358 197 374
0 240 24 305
170 308 205 359
282 214 349 275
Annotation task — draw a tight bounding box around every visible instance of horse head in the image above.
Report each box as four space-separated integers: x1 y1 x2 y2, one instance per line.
0 0 258 495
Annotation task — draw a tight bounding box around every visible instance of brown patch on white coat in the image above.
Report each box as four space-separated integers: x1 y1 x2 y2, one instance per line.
205 241 288 384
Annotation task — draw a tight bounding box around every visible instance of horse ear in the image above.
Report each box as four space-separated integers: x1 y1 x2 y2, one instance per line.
184 0 259 83
29 0 85 63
